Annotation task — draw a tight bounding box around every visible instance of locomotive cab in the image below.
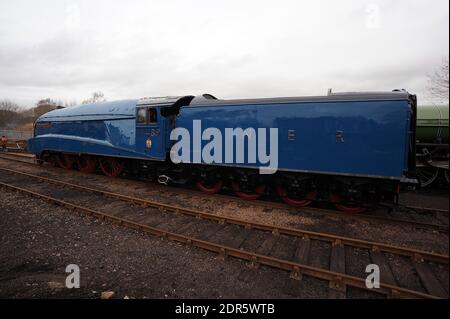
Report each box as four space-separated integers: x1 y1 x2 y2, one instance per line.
135 96 194 160
135 106 166 160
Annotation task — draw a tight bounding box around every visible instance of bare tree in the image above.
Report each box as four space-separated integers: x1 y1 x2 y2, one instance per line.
36 98 57 107
82 91 106 104
34 98 58 117
0 100 22 128
0 99 19 112
427 57 449 103
64 99 78 107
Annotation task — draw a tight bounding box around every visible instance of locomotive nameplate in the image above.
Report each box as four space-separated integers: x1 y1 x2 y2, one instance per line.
35 122 52 129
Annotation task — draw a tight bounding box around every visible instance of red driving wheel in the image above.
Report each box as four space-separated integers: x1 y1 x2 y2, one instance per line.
77 155 97 174
196 180 224 194
99 157 123 177
231 181 265 200
57 154 75 169
329 192 367 213
276 185 317 207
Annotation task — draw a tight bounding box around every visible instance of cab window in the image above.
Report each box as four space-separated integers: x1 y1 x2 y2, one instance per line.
148 108 157 124
137 107 157 124
137 107 147 124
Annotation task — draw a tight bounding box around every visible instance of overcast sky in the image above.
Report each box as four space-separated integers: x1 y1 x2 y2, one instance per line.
0 0 448 107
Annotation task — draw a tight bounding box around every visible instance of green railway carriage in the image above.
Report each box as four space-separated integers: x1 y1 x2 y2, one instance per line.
415 104 449 187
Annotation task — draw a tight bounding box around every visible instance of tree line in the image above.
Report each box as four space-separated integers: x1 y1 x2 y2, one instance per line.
0 91 106 131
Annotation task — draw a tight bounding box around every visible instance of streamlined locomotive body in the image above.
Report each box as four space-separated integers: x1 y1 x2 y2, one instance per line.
27 90 418 212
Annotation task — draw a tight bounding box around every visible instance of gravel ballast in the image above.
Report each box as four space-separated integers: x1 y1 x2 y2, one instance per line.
0 190 327 299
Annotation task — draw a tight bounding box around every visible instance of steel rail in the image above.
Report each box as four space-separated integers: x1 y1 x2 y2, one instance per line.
0 153 447 233
0 166 447 265
0 180 441 299
400 204 449 215
259 200 448 233
0 153 36 164
0 152 34 159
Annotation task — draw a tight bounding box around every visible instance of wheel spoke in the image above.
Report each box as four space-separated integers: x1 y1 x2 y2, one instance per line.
77 155 97 174
417 167 439 187
99 158 123 177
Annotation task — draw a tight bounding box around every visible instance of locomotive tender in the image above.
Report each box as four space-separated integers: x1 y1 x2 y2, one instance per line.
27 90 418 213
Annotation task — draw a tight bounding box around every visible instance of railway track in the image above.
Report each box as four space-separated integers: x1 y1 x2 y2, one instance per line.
250 197 449 233
0 165 448 299
0 152 35 163
0 153 448 233
399 205 449 215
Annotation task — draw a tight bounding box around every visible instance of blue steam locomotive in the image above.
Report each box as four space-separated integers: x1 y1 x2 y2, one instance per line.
27 90 418 212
